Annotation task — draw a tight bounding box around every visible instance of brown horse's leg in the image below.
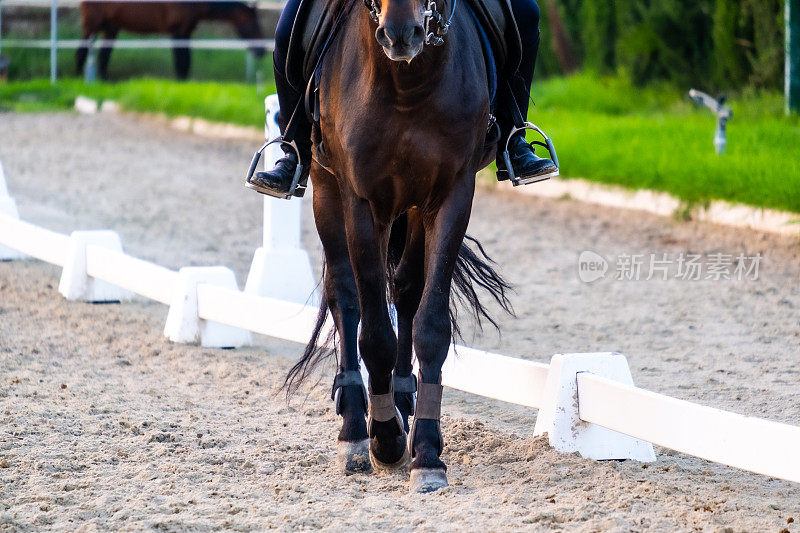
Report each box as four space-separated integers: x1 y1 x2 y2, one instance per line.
172 28 194 80
77 5 99 76
409 174 476 492
391 210 425 432
75 29 94 76
341 192 407 468
311 168 370 473
97 28 117 80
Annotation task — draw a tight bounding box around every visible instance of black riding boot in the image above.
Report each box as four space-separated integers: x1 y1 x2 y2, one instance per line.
495 27 557 184
496 135 558 184
246 70 312 198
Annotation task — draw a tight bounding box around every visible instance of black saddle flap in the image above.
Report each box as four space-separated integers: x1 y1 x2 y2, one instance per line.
285 0 336 91
465 0 521 76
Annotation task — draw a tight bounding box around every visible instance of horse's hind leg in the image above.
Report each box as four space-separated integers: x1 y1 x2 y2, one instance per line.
172 31 192 80
391 210 425 432
77 6 99 76
171 23 199 80
409 175 475 493
312 168 370 474
97 28 117 80
342 194 407 469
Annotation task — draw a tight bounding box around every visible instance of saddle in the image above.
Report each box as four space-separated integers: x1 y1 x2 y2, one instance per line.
283 0 522 100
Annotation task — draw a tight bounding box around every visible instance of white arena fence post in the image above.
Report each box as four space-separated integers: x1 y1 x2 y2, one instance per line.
0 160 25 261
58 230 134 302
165 266 253 348
533 352 657 462
244 94 319 306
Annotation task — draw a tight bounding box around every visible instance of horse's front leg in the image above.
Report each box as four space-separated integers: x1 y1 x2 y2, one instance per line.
409 174 476 492
311 168 370 474
342 193 407 469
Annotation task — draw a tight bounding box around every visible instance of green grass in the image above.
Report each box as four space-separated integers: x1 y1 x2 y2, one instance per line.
1 14 274 81
530 74 800 214
0 78 276 126
98 48 270 82
2 47 270 82
1 73 799 214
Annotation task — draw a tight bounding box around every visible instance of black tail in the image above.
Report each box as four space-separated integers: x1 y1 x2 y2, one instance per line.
449 234 514 341
283 265 336 397
283 227 513 395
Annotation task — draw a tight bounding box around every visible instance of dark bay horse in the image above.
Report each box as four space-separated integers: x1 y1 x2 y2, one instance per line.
287 0 512 492
76 1 266 79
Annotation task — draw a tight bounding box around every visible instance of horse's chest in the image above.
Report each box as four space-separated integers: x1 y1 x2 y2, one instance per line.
346 118 449 175
323 75 484 204
331 123 458 210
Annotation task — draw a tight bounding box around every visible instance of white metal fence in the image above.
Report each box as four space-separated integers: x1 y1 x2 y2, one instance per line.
2 96 800 486
0 0 281 82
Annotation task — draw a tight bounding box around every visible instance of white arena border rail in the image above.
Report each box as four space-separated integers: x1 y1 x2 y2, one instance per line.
2 101 800 486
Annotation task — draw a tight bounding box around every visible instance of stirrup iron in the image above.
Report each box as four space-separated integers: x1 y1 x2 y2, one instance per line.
501 122 560 186
244 136 306 200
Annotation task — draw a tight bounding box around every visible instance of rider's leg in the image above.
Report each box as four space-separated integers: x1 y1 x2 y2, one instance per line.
496 0 557 182
247 0 312 196
508 0 539 120
272 0 311 154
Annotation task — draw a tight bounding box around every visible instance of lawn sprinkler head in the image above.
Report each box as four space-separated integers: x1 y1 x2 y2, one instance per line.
689 89 733 155
0 57 9 83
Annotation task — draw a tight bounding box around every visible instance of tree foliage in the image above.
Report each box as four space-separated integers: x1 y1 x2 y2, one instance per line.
534 0 785 91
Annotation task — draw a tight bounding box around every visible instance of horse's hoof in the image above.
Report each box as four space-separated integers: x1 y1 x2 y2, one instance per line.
336 439 373 475
409 468 448 493
369 439 409 471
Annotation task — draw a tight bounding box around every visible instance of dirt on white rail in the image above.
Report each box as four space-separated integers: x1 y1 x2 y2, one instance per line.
1 112 799 531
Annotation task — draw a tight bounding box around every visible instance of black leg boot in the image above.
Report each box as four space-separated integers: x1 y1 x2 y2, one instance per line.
495 28 558 184
496 135 558 184
246 70 313 198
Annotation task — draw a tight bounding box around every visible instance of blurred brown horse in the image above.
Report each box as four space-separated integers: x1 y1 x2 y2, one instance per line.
76 1 266 80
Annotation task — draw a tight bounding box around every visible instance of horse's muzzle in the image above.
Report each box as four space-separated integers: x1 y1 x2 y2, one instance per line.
376 23 425 62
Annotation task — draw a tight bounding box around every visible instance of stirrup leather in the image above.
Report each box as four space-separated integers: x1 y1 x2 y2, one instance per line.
244 136 306 200
500 122 560 186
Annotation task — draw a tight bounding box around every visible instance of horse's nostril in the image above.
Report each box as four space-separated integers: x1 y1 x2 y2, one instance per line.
378 23 424 48
376 26 391 46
